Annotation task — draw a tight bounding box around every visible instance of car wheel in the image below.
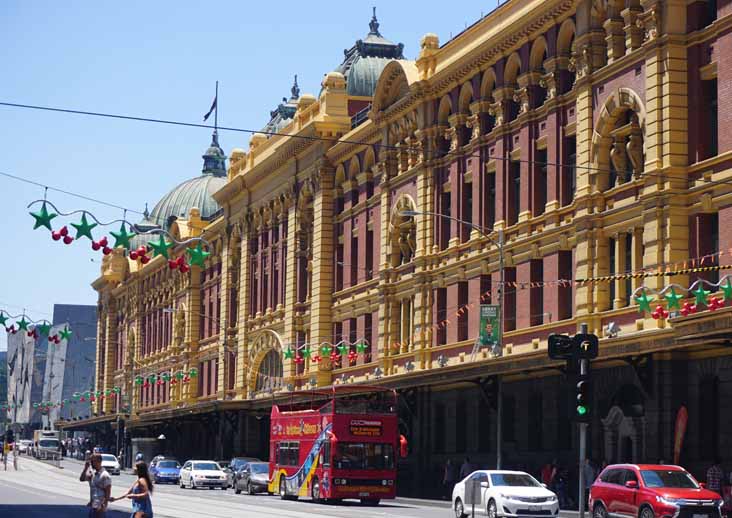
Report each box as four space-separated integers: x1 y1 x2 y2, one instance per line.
455 497 467 518
180 479 184 489
311 477 322 503
487 499 498 518
640 505 655 518
235 482 241 495
594 503 608 518
247 481 254 495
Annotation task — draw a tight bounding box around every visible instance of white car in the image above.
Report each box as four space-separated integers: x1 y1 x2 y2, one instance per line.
452 470 559 518
18 440 33 454
101 454 121 475
179 460 228 490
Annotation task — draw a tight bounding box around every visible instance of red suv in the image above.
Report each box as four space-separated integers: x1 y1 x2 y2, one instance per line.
590 464 723 518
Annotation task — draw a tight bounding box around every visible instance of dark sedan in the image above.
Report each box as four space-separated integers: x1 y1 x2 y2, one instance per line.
234 462 270 495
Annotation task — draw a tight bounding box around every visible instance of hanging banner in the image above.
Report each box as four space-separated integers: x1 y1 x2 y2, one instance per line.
477 305 501 356
673 406 688 465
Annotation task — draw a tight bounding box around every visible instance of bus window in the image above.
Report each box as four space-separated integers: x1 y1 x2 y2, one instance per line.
335 393 396 415
277 441 300 466
334 443 394 470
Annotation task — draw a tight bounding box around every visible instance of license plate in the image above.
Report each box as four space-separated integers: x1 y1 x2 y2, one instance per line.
693 514 707 518
359 492 370 497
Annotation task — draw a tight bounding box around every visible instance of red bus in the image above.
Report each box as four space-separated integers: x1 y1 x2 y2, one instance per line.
268 386 399 505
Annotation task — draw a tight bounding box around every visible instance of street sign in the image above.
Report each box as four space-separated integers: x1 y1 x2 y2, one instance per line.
465 478 483 506
548 334 574 359
478 305 501 356
548 333 599 360
572 334 599 359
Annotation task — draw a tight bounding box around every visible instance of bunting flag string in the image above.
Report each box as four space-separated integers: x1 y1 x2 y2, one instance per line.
28 199 211 271
0 309 71 343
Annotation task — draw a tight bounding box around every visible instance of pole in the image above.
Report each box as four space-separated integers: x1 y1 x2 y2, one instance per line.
214 81 218 132
578 323 589 518
496 229 505 470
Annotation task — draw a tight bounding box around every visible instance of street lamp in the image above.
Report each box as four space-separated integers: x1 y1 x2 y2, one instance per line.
400 209 505 469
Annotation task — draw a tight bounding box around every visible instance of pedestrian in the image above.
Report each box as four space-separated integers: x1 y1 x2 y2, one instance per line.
582 459 596 506
459 457 473 480
443 459 457 500
112 460 154 518
80 452 112 517
706 458 724 495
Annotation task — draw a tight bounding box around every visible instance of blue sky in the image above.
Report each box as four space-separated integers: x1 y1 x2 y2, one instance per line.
0 1 500 350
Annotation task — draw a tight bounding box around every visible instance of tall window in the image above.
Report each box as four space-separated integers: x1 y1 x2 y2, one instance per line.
558 251 573 320
563 136 576 206
504 267 517 331
350 234 359 286
440 191 452 250
335 225 344 291
609 238 616 305
624 233 633 306
702 79 718 159
531 260 544 326
436 288 447 345
461 180 472 242
458 282 469 341
485 172 496 230
509 160 521 225
535 149 548 216
365 226 374 280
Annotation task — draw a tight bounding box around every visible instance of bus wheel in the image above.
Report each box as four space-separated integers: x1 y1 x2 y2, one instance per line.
279 478 288 500
361 498 380 506
311 477 322 503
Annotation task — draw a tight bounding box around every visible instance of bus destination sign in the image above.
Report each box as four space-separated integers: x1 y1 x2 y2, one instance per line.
349 419 383 437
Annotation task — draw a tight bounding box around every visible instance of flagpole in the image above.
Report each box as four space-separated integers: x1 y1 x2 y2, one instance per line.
214 81 218 132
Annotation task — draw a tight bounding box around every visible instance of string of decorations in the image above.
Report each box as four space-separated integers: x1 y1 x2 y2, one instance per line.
134 368 198 387
28 199 211 271
1 387 122 413
0 309 71 343
633 274 732 319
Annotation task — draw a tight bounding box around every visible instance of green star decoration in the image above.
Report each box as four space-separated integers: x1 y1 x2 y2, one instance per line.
148 235 173 258
110 222 136 249
0 312 7 326
186 242 210 267
59 326 73 341
721 279 732 302
634 291 653 313
692 284 710 307
337 344 349 356
664 288 684 311
71 213 98 240
283 347 295 360
320 344 332 356
36 322 52 336
301 347 312 359
30 202 58 231
356 341 367 353
17 317 30 331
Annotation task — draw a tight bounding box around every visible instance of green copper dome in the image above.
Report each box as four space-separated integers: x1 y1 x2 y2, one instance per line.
145 131 227 230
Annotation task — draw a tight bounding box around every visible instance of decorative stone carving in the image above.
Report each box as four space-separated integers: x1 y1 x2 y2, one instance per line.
539 71 559 100
569 43 593 78
637 3 660 42
444 125 459 152
513 87 530 115
488 102 504 127
416 33 439 81
465 114 481 141
626 115 644 177
611 138 629 183
622 6 644 51
604 18 626 61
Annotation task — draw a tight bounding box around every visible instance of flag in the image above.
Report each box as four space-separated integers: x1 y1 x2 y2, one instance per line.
203 96 217 122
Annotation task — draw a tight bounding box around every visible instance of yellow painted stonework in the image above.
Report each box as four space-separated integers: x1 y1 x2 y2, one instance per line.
88 0 732 424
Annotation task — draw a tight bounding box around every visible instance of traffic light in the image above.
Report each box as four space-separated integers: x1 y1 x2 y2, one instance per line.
575 374 592 422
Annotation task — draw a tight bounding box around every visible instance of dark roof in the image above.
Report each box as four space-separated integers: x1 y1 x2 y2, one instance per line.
262 75 300 135
334 8 405 97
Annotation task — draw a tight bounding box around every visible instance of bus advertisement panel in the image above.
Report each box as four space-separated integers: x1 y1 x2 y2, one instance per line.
268 386 398 505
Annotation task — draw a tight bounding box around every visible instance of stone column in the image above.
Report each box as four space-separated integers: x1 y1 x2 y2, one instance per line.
235 218 251 398
103 298 117 413
614 233 628 309
309 162 335 386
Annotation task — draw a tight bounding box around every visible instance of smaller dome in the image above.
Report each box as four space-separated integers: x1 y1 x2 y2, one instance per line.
332 8 405 97
149 174 227 229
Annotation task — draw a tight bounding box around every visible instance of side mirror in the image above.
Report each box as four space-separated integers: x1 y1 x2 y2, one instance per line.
481 482 490 488
541 483 548 488
625 480 638 489
699 482 707 489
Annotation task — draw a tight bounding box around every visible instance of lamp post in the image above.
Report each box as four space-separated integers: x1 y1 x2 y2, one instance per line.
400 209 505 469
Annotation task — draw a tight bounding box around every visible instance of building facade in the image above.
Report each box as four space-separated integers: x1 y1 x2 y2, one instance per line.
81 1 732 498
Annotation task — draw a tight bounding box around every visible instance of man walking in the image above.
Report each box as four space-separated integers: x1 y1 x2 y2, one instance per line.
80 453 112 517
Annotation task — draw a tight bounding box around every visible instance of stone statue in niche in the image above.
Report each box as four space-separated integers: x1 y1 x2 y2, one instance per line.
610 138 629 183
174 309 186 348
626 115 644 177
444 125 459 151
399 233 412 264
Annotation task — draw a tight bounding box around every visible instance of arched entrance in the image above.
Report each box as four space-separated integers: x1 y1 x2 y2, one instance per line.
254 348 283 392
248 330 285 394
601 384 646 463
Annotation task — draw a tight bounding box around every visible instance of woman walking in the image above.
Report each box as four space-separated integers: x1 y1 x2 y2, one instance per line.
111 461 154 518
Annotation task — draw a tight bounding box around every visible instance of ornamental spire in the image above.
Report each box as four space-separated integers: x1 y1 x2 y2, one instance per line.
369 7 381 36
291 74 300 100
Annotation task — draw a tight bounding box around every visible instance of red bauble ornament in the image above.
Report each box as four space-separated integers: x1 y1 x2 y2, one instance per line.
59 226 69 237
91 241 101 251
183 375 190 383
348 351 358 363
168 259 178 270
312 355 321 364
63 235 74 245
98 236 108 247
141 255 150 264
129 250 138 260
137 246 147 255
102 246 112 255
51 231 61 241
143 381 150 388
179 264 190 274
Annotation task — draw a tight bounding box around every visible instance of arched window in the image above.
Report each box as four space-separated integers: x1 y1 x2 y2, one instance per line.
254 348 283 392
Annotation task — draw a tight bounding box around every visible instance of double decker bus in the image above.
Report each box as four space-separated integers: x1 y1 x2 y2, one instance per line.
268 386 399 505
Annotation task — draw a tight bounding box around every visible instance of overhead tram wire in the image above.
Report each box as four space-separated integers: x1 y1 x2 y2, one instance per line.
3 100 732 197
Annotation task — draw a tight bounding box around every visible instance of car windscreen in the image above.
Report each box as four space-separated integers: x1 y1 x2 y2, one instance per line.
640 470 698 489
101 455 117 462
193 462 220 471
158 461 179 468
490 473 542 487
38 440 59 448
250 463 269 474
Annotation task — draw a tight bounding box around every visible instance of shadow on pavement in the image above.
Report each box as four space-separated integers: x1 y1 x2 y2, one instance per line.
0 505 130 518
